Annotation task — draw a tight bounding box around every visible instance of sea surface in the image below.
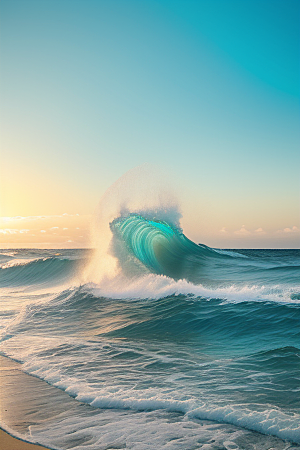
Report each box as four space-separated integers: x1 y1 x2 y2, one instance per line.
0 214 299 449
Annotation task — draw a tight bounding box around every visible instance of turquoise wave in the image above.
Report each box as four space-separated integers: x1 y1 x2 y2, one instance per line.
0 257 78 287
110 214 300 289
110 213 222 279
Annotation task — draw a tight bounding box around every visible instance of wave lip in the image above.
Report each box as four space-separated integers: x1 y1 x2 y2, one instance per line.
110 213 218 280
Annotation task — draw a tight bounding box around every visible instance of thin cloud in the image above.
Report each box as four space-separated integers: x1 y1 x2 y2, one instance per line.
255 228 266 234
0 228 29 234
0 214 81 223
277 226 299 234
234 225 251 236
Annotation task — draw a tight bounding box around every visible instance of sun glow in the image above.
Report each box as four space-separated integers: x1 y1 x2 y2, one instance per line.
0 214 91 248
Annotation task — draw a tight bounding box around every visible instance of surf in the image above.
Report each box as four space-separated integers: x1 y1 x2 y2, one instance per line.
1 168 299 449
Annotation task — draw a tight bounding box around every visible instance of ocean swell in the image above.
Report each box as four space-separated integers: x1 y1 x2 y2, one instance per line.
0 256 79 287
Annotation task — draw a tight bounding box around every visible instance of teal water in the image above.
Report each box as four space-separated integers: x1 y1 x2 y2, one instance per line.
0 215 299 449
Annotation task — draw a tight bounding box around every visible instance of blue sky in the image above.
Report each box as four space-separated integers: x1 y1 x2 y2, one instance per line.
0 0 299 247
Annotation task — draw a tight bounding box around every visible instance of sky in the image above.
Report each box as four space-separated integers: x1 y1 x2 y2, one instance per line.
0 0 299 248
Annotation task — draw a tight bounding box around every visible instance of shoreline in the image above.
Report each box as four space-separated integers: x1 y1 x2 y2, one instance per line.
1 353 299 449
0 429 50 450
0 355 88 450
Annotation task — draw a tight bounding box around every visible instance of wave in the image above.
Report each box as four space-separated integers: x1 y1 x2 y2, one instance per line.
109 213 247 283
3 285 300 344
0 257 79 287
77 395 300 443
1 283 300 444
88 277 300 308
5 347 299 444
105 213 300 297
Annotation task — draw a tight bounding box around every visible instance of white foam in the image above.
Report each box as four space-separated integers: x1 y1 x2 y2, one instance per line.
86 273 300 305
1 342 298 445
25 403 293 450
27 409 245 450
0 420 46 448
0 258 42 269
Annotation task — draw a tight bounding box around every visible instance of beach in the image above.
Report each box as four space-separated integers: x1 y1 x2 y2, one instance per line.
0 356 49 450
0 429 49 450
0 354 98 450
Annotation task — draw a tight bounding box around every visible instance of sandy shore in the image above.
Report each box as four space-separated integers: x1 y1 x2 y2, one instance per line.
0 429 50 450
0 355 89 450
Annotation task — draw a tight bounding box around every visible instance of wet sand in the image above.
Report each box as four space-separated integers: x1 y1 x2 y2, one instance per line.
0 429 49 450
0 355 90 450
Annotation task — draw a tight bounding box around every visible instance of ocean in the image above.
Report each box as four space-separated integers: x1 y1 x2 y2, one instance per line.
0 213 299 449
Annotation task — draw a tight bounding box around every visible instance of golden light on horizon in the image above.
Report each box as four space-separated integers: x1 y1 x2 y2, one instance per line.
0 214 92 248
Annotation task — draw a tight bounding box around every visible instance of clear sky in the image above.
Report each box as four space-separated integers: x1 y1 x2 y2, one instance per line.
0 0 299 248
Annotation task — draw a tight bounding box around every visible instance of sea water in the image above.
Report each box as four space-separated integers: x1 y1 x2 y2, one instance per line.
0 216 299 449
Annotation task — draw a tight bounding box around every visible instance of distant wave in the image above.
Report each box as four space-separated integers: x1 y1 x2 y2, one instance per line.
0 257 79 287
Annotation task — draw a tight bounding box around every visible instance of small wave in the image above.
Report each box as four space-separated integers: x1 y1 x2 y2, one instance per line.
7 358 300 444
0 420 46 448
0 257 80 287
0 251 18 257
212 249 248 258
0 257 45 269
87 273 300 305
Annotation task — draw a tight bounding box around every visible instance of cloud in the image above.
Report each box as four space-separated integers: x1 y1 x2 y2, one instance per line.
0 214 90 248
0 228 29 234
219 227 227 233
0 214 81 224
0 229 17 234
255 227 266 234
234 225 251 236
277 225 300 234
